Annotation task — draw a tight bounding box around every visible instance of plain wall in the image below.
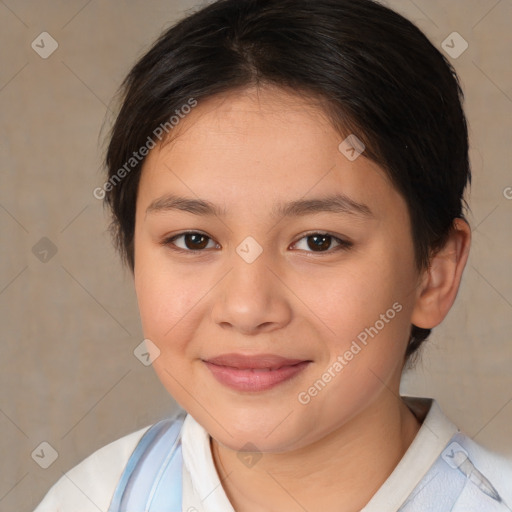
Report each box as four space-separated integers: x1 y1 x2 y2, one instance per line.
1 1 511 510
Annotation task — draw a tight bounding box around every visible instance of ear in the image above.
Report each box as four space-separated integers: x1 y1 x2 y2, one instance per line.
411 218 471 329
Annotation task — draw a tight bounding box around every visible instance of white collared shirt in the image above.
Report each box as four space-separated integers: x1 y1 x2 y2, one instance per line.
33 397 512 511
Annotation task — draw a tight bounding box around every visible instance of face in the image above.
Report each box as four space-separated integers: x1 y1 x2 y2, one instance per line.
133 86 421 453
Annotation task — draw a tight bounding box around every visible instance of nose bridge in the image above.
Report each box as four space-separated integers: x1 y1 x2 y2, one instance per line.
211 234 292 332
227 235 277 301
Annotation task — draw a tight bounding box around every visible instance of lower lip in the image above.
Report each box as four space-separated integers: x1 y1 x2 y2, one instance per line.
203 361 310 392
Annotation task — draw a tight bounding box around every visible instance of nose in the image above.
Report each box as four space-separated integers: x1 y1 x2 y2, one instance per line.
211 245 293 335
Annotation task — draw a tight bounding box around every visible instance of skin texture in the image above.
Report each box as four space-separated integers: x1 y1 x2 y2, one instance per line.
133 85 471 511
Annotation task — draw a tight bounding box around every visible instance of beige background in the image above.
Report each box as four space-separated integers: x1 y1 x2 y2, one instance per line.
0 0 511 510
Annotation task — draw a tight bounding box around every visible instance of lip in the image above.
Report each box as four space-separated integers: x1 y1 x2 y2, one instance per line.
202 353 311 392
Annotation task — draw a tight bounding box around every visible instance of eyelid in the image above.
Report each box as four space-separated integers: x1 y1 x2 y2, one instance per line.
290 230 353 252
161 230 353 254
162 230 219 253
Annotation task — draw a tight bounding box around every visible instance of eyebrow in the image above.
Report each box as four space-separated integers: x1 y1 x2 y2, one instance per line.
146 193 374 219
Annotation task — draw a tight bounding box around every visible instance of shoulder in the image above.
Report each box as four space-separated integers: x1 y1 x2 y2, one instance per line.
452 432 512 502
33 424 152 512
381 397 512 511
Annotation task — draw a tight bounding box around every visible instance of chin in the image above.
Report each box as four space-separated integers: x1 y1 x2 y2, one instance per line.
200 407 317 453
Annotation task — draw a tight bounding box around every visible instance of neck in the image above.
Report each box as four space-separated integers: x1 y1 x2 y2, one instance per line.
210 394 422 512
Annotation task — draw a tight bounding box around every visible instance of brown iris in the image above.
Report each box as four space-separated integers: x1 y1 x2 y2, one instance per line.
306 234 332 252
183 233 210 250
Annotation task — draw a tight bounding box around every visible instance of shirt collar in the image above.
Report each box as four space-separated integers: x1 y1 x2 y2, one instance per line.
181 396 460 512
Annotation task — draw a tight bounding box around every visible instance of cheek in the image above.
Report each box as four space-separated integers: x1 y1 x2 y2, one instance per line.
134 251 206 404
134 243 201 344
299 245 414 392
299 254 405 340
294 266 410 430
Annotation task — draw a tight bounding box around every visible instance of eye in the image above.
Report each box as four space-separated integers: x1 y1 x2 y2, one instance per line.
162 231 352 255
163 231 219 252
291 232 352 253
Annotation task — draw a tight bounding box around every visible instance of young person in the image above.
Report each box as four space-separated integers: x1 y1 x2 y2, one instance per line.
34 0 512 510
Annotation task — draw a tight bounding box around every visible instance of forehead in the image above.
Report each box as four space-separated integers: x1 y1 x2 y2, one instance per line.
165 86 339 156
137 86 404 223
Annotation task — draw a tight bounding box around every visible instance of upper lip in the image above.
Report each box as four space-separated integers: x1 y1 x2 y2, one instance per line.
203 353 309 370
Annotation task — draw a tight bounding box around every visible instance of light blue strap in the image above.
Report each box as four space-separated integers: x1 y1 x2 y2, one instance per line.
108 411 186 512
398 433 511 511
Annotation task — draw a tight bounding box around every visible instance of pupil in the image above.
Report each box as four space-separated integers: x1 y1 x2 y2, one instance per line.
308 235 330 251
186 234 208 250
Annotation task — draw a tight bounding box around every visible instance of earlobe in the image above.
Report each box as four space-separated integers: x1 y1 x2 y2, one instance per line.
411 218 471 329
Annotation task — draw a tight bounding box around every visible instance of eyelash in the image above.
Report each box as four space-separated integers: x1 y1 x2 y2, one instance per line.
161 230 353 256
